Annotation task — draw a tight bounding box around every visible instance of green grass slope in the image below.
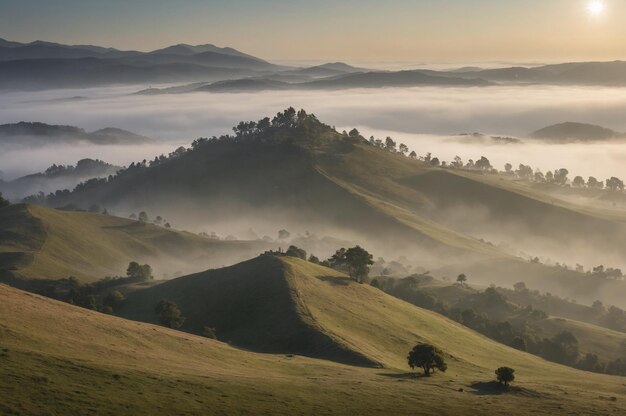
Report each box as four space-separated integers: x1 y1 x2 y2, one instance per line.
121 255 625 382
533 317 626 362
0 204 272 282
3 283 626 415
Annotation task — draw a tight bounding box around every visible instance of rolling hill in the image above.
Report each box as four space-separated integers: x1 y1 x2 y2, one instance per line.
530 122 625 142
0 204 273 282
2 261 625 414
0 121 153 147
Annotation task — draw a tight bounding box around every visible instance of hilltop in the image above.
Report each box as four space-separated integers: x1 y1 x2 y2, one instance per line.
2 262 625 414
530 122 625 142
0 121 153 147
0 204 273 282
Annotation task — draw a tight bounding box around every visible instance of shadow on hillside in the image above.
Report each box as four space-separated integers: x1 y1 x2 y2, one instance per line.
377 372 430 380
469 381 542 397
316 275 350 286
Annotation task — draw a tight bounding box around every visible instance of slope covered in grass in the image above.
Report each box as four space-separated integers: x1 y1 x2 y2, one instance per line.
120 255 624 383
3 280 626 414
0 204 272 282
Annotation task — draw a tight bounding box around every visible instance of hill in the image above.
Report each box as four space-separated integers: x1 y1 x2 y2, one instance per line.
120 256 625 371
0 204 273 282
530 122 624 142
0 121 153 147
3 283 625 415
0 158 121 201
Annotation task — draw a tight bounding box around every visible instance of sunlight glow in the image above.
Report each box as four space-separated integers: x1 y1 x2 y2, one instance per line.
587 0 606 16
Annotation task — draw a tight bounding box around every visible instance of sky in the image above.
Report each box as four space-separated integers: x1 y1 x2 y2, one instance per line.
1 0 626 64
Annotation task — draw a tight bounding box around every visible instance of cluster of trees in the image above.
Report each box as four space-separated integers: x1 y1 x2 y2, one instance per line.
326 246 374 283
37 275 127 314
128 211 171 228
35 261 153 313
264 244 375 284
498 161 625 192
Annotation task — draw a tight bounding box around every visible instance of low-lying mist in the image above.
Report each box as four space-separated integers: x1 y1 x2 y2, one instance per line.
3 84 626 180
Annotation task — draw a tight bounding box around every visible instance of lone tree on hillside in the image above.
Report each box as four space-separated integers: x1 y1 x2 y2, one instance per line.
407 343 447 376
155 300 185 329
495 367 515 387
329 246 374 283
126 261 153 281
456 273 467 285
0 192 9 208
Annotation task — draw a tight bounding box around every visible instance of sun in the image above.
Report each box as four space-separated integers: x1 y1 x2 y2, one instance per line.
587 0 606 16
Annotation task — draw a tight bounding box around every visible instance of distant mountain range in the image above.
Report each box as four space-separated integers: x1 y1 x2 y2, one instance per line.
0 122 153 147
4 38 626 90
530 122 626 142
140 70 491 94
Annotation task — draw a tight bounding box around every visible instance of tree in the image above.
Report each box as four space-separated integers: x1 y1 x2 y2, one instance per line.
572 176 585 188
348 128 360 138
385 137 397 152
138 211 149 222
587 176 603 189
308 255 320 264
474 156 492 171
344 246 374 283
155 300 185 329
126 261 153 280
285 245 307 260
495 367 515 387
0 192 9 208
399 143 409 155
409 151 417 159
606 177 625 191
513 281 527 292
516 164 533 179
553 168 569 186
504 163 513 174
104 290 126 312
451 156 463 168
456 273 467 285
407 343 447 376
202 326 217 339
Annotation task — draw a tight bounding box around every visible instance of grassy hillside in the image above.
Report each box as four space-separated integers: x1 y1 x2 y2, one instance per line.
120 255 623 374
2 275 626 414
533 317 626 362
0 204 273 282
